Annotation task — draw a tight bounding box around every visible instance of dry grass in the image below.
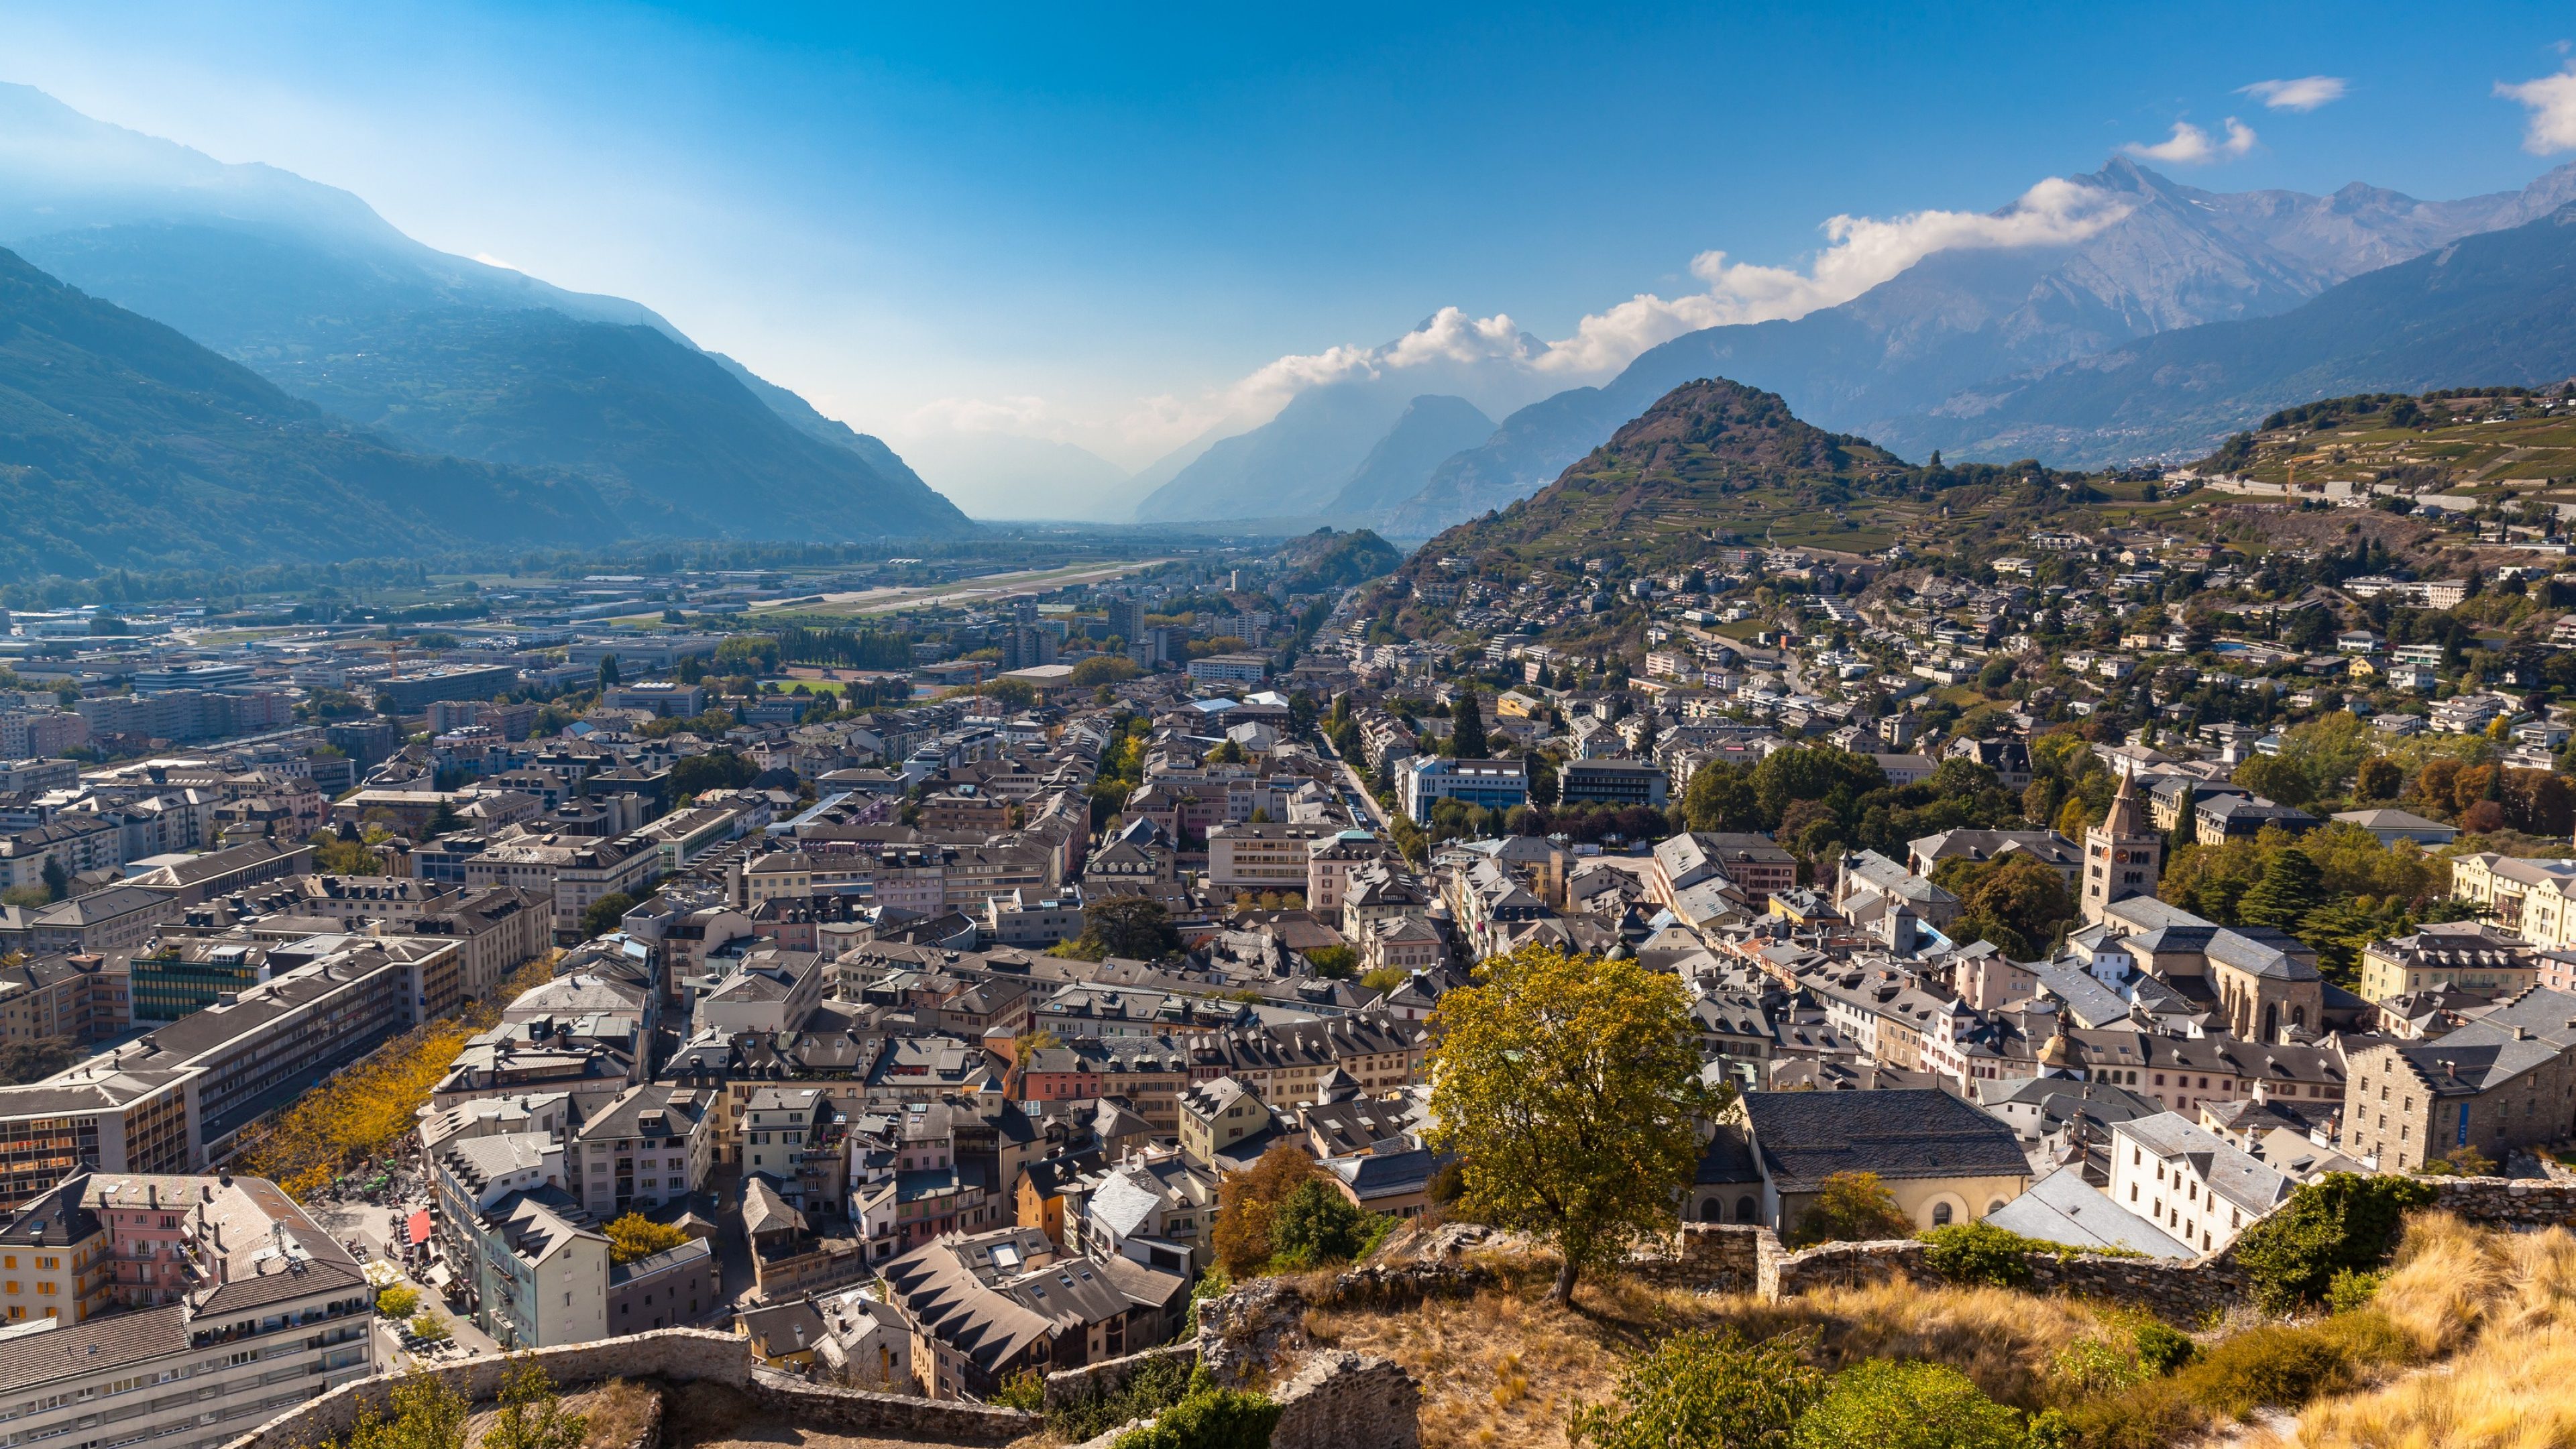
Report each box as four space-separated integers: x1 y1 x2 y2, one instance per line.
1301 1254 2100 1449
577 1381 661 1449
2258 1221 2576 1449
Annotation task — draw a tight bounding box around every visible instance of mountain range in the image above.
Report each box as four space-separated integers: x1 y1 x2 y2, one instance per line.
1886 201 2576 464
1145 156 2576 537
0 246 615 576
0 83 969 558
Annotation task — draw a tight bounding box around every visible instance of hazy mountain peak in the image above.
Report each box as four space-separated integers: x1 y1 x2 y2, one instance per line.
0 82 403 250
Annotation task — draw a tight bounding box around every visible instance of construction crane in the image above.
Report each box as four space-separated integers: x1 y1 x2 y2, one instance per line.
350 638 405 679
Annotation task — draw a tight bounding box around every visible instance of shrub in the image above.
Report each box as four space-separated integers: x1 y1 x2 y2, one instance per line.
2130 1320 2196 1377
988 1368 1045 1413
2231 1173 2437 1313
1569 1328 1824 1449
2048 1377 2201 1449
1270 1179 1376 1268
1791 1359 2027 1449
1919 1221 2037 1289
484 1354 587 1449
1111 1386 1280 1449
2050 1337 2145 1397
2324 1268 2382 1314
1787 1171 1914 1248
1048 1355 1192 1441
2171 1322 2353 1419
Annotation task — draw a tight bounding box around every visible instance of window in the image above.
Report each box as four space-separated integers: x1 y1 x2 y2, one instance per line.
1931 1203 1954 1226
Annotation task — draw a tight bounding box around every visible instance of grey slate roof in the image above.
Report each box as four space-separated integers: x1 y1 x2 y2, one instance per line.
1986 1166 2192 1258
1740 1089 2029 1193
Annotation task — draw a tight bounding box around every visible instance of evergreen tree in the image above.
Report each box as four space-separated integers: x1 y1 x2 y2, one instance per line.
596 654 620 689
1449 685 1489 759
2237 848 2324 931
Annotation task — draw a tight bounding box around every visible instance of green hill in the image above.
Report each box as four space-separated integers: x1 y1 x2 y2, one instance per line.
0 246 621 574
1276 527 1404 592
1407 379 1924 576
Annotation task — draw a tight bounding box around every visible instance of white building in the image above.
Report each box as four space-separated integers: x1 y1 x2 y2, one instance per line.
2106 1112 2290 1256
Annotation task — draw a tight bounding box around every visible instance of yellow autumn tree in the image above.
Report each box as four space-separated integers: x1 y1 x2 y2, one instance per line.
238 955 558 1200
604 1214 691 1265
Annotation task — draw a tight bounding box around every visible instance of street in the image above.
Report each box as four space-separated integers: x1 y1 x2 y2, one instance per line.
304 1197 504 1363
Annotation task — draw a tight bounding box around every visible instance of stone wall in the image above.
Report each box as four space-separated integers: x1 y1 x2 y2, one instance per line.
1632 1223 1771 1293
225 1330 753 1449
1762 1238 1927 1297
745 1368 1031 1446
1268 1351 1420 1449
1042 1342 1198 1413
217 1330 1035 1449
2426 1176 2576 1228
1196 1258 1495 1388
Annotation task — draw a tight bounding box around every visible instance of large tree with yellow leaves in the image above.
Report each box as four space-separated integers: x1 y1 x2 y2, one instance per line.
1424 944 1712 1303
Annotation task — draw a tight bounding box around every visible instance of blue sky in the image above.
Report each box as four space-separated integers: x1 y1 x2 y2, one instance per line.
5 1 2576 475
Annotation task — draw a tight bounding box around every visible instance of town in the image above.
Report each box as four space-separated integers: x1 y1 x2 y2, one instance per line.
0 447 2573 1440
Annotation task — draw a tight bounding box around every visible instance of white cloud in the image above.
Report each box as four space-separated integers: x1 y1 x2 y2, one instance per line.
1176 174 2134 434
2125 117 2258 165
919 172 2135 462
905 394 1062 435
2500 65 2576 154
2238 76 2347 111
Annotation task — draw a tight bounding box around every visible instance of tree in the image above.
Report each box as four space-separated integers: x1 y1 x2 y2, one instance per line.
1213 1144 1323 1277
0 1037 79 1086
1750 747 1888 832
1569 1329 1824 1449
38 857 67 904
1011 1028 1063 1069
1683 763 1762 833
1070 654 1140 687
2408 757 2463 815
374 1285 420 1318
1304 945 1357 979
669 749 756 797
1074 896 1182 960
1790 1360 2027 1449
1425 945 1712 1302
1268 1179 1376 1267
1449 686 1489 758
484 1356 587 1449
1932 855 2074 959
596 655 620 689
1787 1171 1913 1248
2235 849 2323 931
603 1213 690 1265
580 892 636 940
333 1368 469 1449
407 1310 451 1342
2502 767 2576 836
2231 751 2314 808
311 828 384 875
2231 1173 2437 1313
2354 756 2402 803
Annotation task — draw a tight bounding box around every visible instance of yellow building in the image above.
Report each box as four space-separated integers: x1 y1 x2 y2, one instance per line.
0 1175 114 1322
2358 924 2540 1004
